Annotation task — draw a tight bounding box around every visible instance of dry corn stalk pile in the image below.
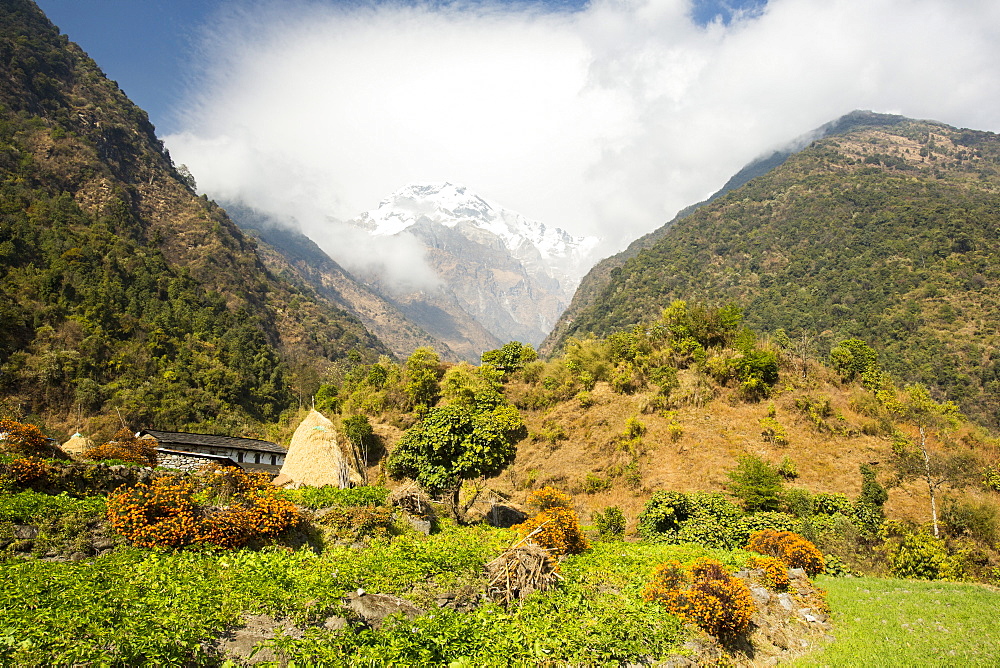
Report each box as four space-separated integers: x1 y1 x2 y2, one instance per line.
388 483 436 518
485 532 562 606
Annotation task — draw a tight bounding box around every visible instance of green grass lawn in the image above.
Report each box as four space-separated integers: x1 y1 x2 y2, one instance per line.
795 575 1000 666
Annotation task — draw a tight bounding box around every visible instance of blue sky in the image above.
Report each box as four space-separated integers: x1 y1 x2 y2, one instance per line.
34 0 764 134
35 0 226 133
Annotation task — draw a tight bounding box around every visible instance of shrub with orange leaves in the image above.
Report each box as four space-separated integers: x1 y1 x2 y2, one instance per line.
107 476 200 548
107 465 300 549
746 554 790 591
515 505 590 556
525 486 573 511
8 457 51 485
84 428 158 467
516 487 588 556
747 529 825 575
0 419 49 456
643 557 755 637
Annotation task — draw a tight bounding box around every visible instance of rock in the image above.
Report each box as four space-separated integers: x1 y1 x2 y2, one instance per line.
483 504 527 528
13 525 38 540
405 515 432 535
323 616 348 631
776 593 795 612
343 592 424 630
216 614 303 665
788 568 807 579
750 585 771 607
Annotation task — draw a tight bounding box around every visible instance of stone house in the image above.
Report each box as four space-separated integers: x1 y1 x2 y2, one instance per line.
136 430 287 474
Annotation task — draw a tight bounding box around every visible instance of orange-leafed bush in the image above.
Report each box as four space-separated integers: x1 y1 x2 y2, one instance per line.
8 457 50 484
526 486 573 511
107 475 200 548
747 529 825 575
516 486 589 556
516 506 590 556
84 428 158 467
0 419 49 456
644 558 755 636
107 466 300 549
746 554 790 591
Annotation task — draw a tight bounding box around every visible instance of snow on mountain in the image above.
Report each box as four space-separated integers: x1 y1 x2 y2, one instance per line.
343 182 601 356
353 182 599 282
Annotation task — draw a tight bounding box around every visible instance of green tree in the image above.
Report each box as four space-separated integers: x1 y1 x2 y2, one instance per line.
342 414 374 476
314 383 339 414
733 349 779 400
726 454 784 512
386 402 524 520
890 384 973 537
480 341 537 375
441 363 504 409
830 338 879 382
859 463 888 507
403 347 444 410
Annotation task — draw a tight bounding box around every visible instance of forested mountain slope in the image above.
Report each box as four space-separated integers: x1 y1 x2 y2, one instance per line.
541 111 918 356
0 0 387 436
549 115 1000 427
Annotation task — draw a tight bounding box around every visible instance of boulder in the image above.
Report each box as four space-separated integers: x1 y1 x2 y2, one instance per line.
342 591 423 630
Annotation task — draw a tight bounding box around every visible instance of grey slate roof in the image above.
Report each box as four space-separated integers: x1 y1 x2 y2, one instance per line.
137 430 287 454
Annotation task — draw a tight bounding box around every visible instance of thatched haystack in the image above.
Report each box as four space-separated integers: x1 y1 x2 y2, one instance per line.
485 534 562 606
279 410 364 488
61 432 95 455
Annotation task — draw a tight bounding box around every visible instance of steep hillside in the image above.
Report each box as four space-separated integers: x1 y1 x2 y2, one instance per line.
0 0 387 435
226 205 461 362
547 115 1000 427
542 111 916 355
332 302 999 542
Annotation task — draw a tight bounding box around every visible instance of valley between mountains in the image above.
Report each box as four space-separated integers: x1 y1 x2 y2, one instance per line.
3 0 1000 665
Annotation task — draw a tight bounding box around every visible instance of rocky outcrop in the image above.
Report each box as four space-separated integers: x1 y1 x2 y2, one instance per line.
668 567 835 666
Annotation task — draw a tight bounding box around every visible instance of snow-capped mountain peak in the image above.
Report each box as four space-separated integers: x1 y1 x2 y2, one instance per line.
342 182 600 353
355 182 599 266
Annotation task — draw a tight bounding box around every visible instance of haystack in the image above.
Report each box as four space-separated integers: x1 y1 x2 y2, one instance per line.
279 410 364 488
485 533 562 606
61 432 95 455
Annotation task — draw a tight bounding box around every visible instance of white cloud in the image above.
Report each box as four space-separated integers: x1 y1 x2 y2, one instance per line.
166 0 1000 275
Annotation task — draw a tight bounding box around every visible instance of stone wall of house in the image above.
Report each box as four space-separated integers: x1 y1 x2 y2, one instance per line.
157 452 218 472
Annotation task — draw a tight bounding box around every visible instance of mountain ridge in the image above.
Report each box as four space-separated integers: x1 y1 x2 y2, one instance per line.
546 113 1000 426
225 204 462 362
337 182 599 359
541 110 917 355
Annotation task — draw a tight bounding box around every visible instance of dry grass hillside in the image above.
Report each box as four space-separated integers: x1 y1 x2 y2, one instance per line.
497 364 972 528
349 354 1000 533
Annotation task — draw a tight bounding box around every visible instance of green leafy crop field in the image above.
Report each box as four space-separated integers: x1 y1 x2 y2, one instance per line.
794 575 1000 666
